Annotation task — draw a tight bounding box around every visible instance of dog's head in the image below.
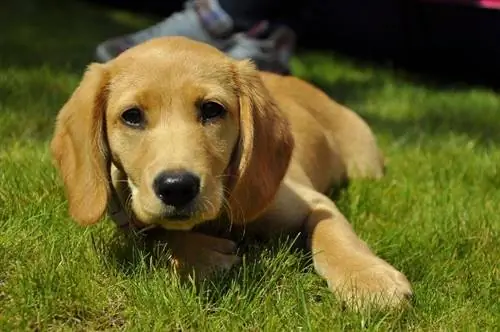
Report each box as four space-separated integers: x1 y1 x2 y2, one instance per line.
51 37 294 230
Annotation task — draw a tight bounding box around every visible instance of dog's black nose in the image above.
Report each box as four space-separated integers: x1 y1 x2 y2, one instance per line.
153 171 200 207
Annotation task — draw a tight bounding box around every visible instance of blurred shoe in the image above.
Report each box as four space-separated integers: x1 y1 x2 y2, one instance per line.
226 21 296 75
95 0 233 62
95 1 295 74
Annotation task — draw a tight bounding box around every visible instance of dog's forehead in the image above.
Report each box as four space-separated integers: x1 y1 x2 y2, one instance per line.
110 37 234 80
105 39 240 109
108 49 236 98
124 36 227 58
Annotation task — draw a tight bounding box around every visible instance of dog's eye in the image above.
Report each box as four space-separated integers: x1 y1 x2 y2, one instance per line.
200 101 226 122
121 108 144 128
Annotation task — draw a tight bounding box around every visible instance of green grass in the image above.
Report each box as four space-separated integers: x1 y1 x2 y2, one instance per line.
1 0 499 330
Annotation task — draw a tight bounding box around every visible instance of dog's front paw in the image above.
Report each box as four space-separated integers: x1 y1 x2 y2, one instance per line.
326 256 412 310
168 232 240 280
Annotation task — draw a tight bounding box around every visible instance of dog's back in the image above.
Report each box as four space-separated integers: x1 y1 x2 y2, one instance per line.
260 72 384 194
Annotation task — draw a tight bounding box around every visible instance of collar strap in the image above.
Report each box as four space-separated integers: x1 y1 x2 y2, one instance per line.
107 189 133 230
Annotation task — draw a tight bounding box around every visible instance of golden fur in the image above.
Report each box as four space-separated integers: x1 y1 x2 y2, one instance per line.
51 37 412 310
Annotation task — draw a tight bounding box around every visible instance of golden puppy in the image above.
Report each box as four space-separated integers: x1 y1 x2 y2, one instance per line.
51 37 412 310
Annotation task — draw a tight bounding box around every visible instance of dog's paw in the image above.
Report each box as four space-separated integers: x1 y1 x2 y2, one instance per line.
168 232 241 280
326 256 412 311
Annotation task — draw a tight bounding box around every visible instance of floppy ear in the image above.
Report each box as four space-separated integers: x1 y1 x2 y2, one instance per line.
227 61 294 223
50 63 110 226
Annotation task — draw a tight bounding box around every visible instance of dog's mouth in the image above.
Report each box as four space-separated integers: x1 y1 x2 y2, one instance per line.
163 213 191 221
154 212 201 231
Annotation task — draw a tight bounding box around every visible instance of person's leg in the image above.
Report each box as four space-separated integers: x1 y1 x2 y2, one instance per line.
95 0 297 74
95 0 234 62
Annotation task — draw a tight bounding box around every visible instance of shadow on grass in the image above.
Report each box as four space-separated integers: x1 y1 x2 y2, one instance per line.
93 228 315 304
94 227 310 273
0 0 158 142
93 228 418 327
0 0 153 72
295 53 500 148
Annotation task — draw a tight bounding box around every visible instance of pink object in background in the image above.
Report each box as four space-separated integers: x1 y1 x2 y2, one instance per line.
419 0 500 10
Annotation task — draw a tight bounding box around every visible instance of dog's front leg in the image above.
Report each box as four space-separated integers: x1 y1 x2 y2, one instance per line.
303 191 412 310
265 180 412 310
163 231 240 280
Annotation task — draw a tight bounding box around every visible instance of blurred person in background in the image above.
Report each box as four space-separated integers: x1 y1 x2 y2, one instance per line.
94 0 297 74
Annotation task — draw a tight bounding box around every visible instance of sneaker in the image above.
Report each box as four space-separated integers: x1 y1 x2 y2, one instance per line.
95 0 234 62
95 0 295 74
226 22 296 75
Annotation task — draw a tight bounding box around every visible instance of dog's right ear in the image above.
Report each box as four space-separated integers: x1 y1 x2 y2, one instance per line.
226 60 294 222
50 63 110 226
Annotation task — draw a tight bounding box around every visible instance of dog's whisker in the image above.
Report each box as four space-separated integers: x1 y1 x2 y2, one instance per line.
221 187 240 230
223 186 245 226
125 194 134 210
222 198 234 230
113 179 131 184
215 173 232 180
199 198 209 215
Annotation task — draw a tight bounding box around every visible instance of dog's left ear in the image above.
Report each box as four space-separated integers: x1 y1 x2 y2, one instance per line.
50 63 110 226
227 60 294 223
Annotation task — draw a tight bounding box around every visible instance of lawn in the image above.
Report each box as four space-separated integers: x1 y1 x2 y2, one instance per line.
1 0 499 330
